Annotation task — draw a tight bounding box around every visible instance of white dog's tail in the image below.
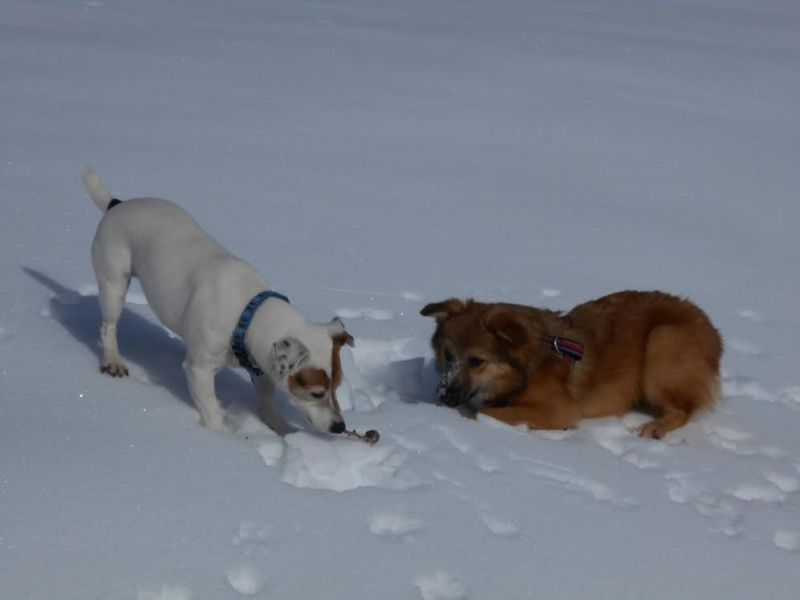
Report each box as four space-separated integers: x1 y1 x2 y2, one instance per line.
81 165 118 212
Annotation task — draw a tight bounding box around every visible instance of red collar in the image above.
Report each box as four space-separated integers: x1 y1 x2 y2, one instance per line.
539 335 583 366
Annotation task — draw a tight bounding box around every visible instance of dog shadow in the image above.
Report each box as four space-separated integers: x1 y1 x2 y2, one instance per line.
353 355 441 405
23 267 260 416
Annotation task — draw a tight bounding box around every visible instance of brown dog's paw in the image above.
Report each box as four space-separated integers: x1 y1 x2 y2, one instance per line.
639 420 666 440
639 410 691 440
100 362 129 378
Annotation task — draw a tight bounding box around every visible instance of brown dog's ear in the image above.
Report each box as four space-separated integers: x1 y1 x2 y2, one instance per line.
484 308 529 347
420 298 465 321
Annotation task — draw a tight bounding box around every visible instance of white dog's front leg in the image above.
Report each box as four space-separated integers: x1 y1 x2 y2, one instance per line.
184 361 225 430
251 375 294 435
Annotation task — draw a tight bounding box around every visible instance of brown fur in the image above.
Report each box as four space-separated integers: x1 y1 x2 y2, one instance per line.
421 291 723 438
288 368 330 395
287 331 353 412
329 332 353 412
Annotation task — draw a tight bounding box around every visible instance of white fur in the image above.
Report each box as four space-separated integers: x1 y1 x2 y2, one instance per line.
82 166 346 433
81 165 113 211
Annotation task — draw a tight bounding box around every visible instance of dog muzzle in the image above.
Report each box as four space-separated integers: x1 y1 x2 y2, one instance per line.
437 359 464 407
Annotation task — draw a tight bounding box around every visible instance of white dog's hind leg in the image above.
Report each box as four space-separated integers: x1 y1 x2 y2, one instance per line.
184 360 225 430
251 375 294 435
97 277 130 377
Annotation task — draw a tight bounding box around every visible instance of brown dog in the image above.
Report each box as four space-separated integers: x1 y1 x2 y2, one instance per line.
421 291 722 439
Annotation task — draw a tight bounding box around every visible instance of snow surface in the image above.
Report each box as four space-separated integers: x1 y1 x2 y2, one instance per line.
2 1 799 598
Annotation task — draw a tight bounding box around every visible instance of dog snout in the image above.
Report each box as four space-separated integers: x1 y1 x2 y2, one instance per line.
439 388 466 407
437 360 465 407
437 376 466 407
329 420 346 434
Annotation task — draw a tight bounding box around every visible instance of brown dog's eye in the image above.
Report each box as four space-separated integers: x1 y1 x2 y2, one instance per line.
444 349 454 363
467 357 485 369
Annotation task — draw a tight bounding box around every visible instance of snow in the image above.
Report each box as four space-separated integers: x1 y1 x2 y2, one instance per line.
224 565 266 596
773 530 800 553
479 513 520 538
368 511 425 538
764 470 800 493
2 0 799 598
334 307 396 321
413 571 467 600
137 586 195 600
279 431 422 492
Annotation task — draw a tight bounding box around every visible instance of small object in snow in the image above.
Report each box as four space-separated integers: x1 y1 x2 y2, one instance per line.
344 428 380 444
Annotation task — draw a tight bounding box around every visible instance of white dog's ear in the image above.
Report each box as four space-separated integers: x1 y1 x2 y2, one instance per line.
327 317 355 348
271 337 310 377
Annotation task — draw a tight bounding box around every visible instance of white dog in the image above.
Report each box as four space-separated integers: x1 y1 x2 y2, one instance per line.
81 166 353 435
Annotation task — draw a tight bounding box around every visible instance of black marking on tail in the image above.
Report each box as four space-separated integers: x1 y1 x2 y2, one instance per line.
107 198 122 210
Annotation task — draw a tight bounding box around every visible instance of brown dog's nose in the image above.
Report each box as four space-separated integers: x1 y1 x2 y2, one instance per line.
330 420 346 434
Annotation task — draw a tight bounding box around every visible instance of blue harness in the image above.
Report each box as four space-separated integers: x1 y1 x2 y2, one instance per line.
231 290 290 377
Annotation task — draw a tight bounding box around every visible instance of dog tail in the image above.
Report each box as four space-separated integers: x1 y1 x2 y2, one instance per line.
81 165 119 212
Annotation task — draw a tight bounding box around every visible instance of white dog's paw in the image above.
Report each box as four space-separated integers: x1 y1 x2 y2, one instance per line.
204 418 226 432
100 360 129 377
203 413 227 431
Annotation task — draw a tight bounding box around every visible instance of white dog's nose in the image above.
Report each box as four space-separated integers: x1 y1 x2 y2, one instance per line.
329 420 346 434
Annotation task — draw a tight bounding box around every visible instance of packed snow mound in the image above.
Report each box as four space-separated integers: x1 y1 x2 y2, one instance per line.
368 510 425 538
413 571 467 600
279 432 423 492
